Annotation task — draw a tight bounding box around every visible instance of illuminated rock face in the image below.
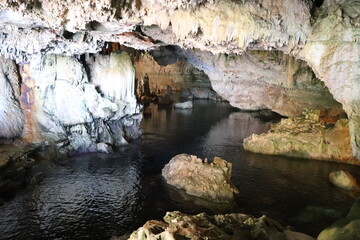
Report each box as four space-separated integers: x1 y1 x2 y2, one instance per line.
244 109 357 164
176 49 344 117
0 57 24 138
162 154 239 203
0 0 360 161
2 52 141 154
127 211 315 240
329 170 360 191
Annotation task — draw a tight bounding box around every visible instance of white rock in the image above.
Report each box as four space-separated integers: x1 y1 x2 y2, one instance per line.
96 143 113 154
174 101 193 109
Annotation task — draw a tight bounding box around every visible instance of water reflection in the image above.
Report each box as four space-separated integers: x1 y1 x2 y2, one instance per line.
0 100 359 239
0 149 144 240
201 112 271 157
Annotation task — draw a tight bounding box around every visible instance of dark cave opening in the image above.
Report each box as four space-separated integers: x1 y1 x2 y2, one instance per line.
314 0 324 7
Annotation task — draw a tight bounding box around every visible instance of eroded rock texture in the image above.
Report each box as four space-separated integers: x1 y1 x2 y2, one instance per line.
162 154 239 203
329 170 360 191
2 52 141 154
244 109 357 164
176 49 343 117
0 0 359 161
0 57 24 138
127 211 315 240
134 51 211 95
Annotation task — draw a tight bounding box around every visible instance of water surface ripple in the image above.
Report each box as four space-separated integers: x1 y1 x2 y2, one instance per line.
0 100 359 239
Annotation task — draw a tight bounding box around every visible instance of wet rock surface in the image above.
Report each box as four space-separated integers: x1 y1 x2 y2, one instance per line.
162 154 239 203
244 109 357 164
0 143 35 198
318 198 360 240
127 211 315 240
329 170 360 191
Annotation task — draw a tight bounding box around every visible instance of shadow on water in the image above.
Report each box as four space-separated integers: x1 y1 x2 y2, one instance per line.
0 100 359 239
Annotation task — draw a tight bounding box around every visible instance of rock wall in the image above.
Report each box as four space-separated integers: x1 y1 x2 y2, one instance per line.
134 52 211 94
300 0 360 160
0 0 360 161
0 57 24 138
174 49 344 117
244 110 357 165
1 52 141 154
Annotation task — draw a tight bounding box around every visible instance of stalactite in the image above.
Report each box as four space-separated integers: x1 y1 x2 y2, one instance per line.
99 52 135 104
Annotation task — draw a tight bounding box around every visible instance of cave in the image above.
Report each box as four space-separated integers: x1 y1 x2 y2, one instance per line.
0 1 360 240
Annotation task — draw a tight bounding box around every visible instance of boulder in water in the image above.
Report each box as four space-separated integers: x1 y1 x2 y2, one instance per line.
174 101 193 109
162 154 239 203
329 170 360 191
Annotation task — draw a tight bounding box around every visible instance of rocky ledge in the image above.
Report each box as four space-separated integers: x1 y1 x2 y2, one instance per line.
127 211 315 240
244 109 358 165
162 154 239 203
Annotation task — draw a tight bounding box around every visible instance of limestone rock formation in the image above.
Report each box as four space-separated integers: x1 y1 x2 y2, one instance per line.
244 109 358 165
1 52 141 155
300 0 360 160
0 57 24 138
329 170 360 191
134 51 212 96
0 0 360 162
318 198 360 240
177 49 344 117
162 154 239 203
127 211 315 240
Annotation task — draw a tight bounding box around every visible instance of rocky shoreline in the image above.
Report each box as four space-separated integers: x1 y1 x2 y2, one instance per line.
244 109 357 165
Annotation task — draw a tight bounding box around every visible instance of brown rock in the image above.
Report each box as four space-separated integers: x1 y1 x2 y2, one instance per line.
329 170 360 191
162 154 239 203
244 109 358 165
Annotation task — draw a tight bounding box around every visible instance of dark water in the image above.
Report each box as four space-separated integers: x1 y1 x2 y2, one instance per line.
1 100 360 240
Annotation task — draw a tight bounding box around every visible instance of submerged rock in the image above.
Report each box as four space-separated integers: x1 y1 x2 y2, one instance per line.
329 171 360 191
0 143 34 168
318 199 360 240
0 143 36 196
174 101 193 109
244 109 357 165
162 154 239 203
128 211 315 240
